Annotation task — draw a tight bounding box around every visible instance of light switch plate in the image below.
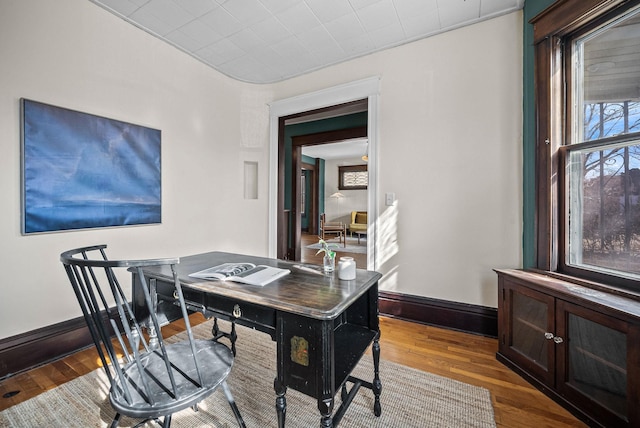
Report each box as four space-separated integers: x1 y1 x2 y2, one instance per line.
385 192 395 206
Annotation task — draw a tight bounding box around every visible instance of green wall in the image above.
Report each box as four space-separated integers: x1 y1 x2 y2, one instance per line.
284 111 368 230
523 0 556 267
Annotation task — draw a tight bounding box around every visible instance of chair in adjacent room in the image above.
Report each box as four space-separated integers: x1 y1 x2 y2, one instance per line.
319 213 346 247
349 211 367 236
60 244 245 428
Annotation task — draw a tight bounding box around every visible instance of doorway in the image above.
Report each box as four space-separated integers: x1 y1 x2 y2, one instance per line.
289 126 368 261
268 77 380 270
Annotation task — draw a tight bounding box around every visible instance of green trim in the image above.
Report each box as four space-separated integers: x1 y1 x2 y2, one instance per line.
283 112 368 228
523 0 556 268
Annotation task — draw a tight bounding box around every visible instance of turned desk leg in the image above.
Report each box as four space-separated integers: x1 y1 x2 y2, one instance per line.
372 332 382 417
230 321 237 356
274 377 287 428
211 318 238 356
319 397 335 428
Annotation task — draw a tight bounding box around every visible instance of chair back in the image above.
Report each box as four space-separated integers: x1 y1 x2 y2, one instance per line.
60 244 235 421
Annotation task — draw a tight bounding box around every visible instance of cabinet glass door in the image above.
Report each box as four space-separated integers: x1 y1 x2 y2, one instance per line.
558 301 628 424
504 285 555 384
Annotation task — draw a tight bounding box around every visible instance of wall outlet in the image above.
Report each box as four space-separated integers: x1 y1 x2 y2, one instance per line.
385 192 395 206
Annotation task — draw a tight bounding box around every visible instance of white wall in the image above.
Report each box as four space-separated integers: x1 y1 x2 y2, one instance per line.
323 157 368 224
271 12 523 307
0 0 271 339
0 0 523 341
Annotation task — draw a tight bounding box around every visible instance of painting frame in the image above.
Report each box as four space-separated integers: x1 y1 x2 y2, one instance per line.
338 164 368 190
20 99 162 234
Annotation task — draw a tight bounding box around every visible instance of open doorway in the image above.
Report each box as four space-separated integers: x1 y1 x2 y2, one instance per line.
288 124 368 261
300 138 369 268
268 77 380 270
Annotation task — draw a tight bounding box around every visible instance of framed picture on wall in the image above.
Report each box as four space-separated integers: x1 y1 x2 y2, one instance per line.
338 164 368 190
21 99 161 234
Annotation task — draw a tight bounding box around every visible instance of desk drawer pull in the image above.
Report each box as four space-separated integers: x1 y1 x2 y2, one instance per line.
233 304 242 318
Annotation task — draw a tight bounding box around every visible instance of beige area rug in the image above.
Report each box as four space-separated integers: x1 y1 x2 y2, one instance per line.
0 320 495 428
306 237 367 255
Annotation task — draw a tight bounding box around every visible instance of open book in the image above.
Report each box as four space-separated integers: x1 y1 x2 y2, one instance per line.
188 262 290 286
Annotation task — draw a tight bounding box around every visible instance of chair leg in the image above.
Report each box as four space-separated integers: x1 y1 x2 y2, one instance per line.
109 413 122 428
222 380 246 428
162 414 172 428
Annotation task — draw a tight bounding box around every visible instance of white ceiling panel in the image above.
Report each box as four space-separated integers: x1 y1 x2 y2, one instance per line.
176 0 218 16
89 0 524 83
305 0 354 24
356 0 399 33
200 7 242 37
222 0 271 26
481 0 523 17
437 0 481 28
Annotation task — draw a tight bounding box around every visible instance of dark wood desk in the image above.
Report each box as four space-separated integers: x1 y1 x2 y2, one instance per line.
132 251 382 428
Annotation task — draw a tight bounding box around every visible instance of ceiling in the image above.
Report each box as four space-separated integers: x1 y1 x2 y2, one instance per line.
90 0 524 84
302 138 368 160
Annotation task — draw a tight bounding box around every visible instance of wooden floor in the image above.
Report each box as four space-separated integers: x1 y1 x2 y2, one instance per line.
0 315 586 427
0 235 587 427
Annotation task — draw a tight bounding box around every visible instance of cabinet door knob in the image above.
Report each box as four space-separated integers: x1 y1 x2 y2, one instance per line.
553 336 564 344
544 332 554 339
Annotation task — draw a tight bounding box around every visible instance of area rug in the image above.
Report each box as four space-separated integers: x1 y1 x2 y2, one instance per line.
306 237 367 255
0 320 495 428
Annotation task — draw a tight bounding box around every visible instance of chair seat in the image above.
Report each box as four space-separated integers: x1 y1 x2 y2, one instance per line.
110 340 233 418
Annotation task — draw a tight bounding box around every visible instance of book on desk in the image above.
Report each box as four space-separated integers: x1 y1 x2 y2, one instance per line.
188 262 290 286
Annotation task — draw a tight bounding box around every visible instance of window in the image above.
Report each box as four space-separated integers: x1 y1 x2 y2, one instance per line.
566 6 640 281
338 165 368 190
301 172 306 215
534 0 640 290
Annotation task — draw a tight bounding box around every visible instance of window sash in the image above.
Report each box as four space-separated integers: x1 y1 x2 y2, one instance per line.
532 0 640 291
564 4 640 283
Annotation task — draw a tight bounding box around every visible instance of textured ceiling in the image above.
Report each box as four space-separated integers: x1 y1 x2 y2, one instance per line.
90 0 524 84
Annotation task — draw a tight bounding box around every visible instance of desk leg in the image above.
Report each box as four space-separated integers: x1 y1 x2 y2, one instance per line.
319 397 335 428
372 332 382 417
211 318 238 356
274 377 287 428
230 322 237 355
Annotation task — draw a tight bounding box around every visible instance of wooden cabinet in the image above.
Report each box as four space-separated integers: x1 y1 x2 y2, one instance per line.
496 269 640 428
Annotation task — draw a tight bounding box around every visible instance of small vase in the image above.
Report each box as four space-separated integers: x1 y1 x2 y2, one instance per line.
323 254 335 273
338 256 356 280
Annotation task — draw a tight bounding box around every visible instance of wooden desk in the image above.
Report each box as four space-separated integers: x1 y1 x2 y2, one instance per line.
132 251 382 428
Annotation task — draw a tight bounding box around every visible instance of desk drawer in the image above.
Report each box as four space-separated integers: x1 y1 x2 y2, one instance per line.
135 277 276 335
203 294 275 329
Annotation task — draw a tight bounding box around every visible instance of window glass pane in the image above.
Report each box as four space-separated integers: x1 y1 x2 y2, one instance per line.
301 173 306 215
511 292 548 368
342 171 368 187
567 314 626 418
583 102 640 141
568 6 640 279
567 141 640 276
574 7 640 143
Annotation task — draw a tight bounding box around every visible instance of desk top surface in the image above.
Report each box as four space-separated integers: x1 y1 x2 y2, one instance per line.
143 251 382 320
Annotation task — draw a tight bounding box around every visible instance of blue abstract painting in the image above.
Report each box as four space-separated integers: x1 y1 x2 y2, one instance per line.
21 99 161 234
